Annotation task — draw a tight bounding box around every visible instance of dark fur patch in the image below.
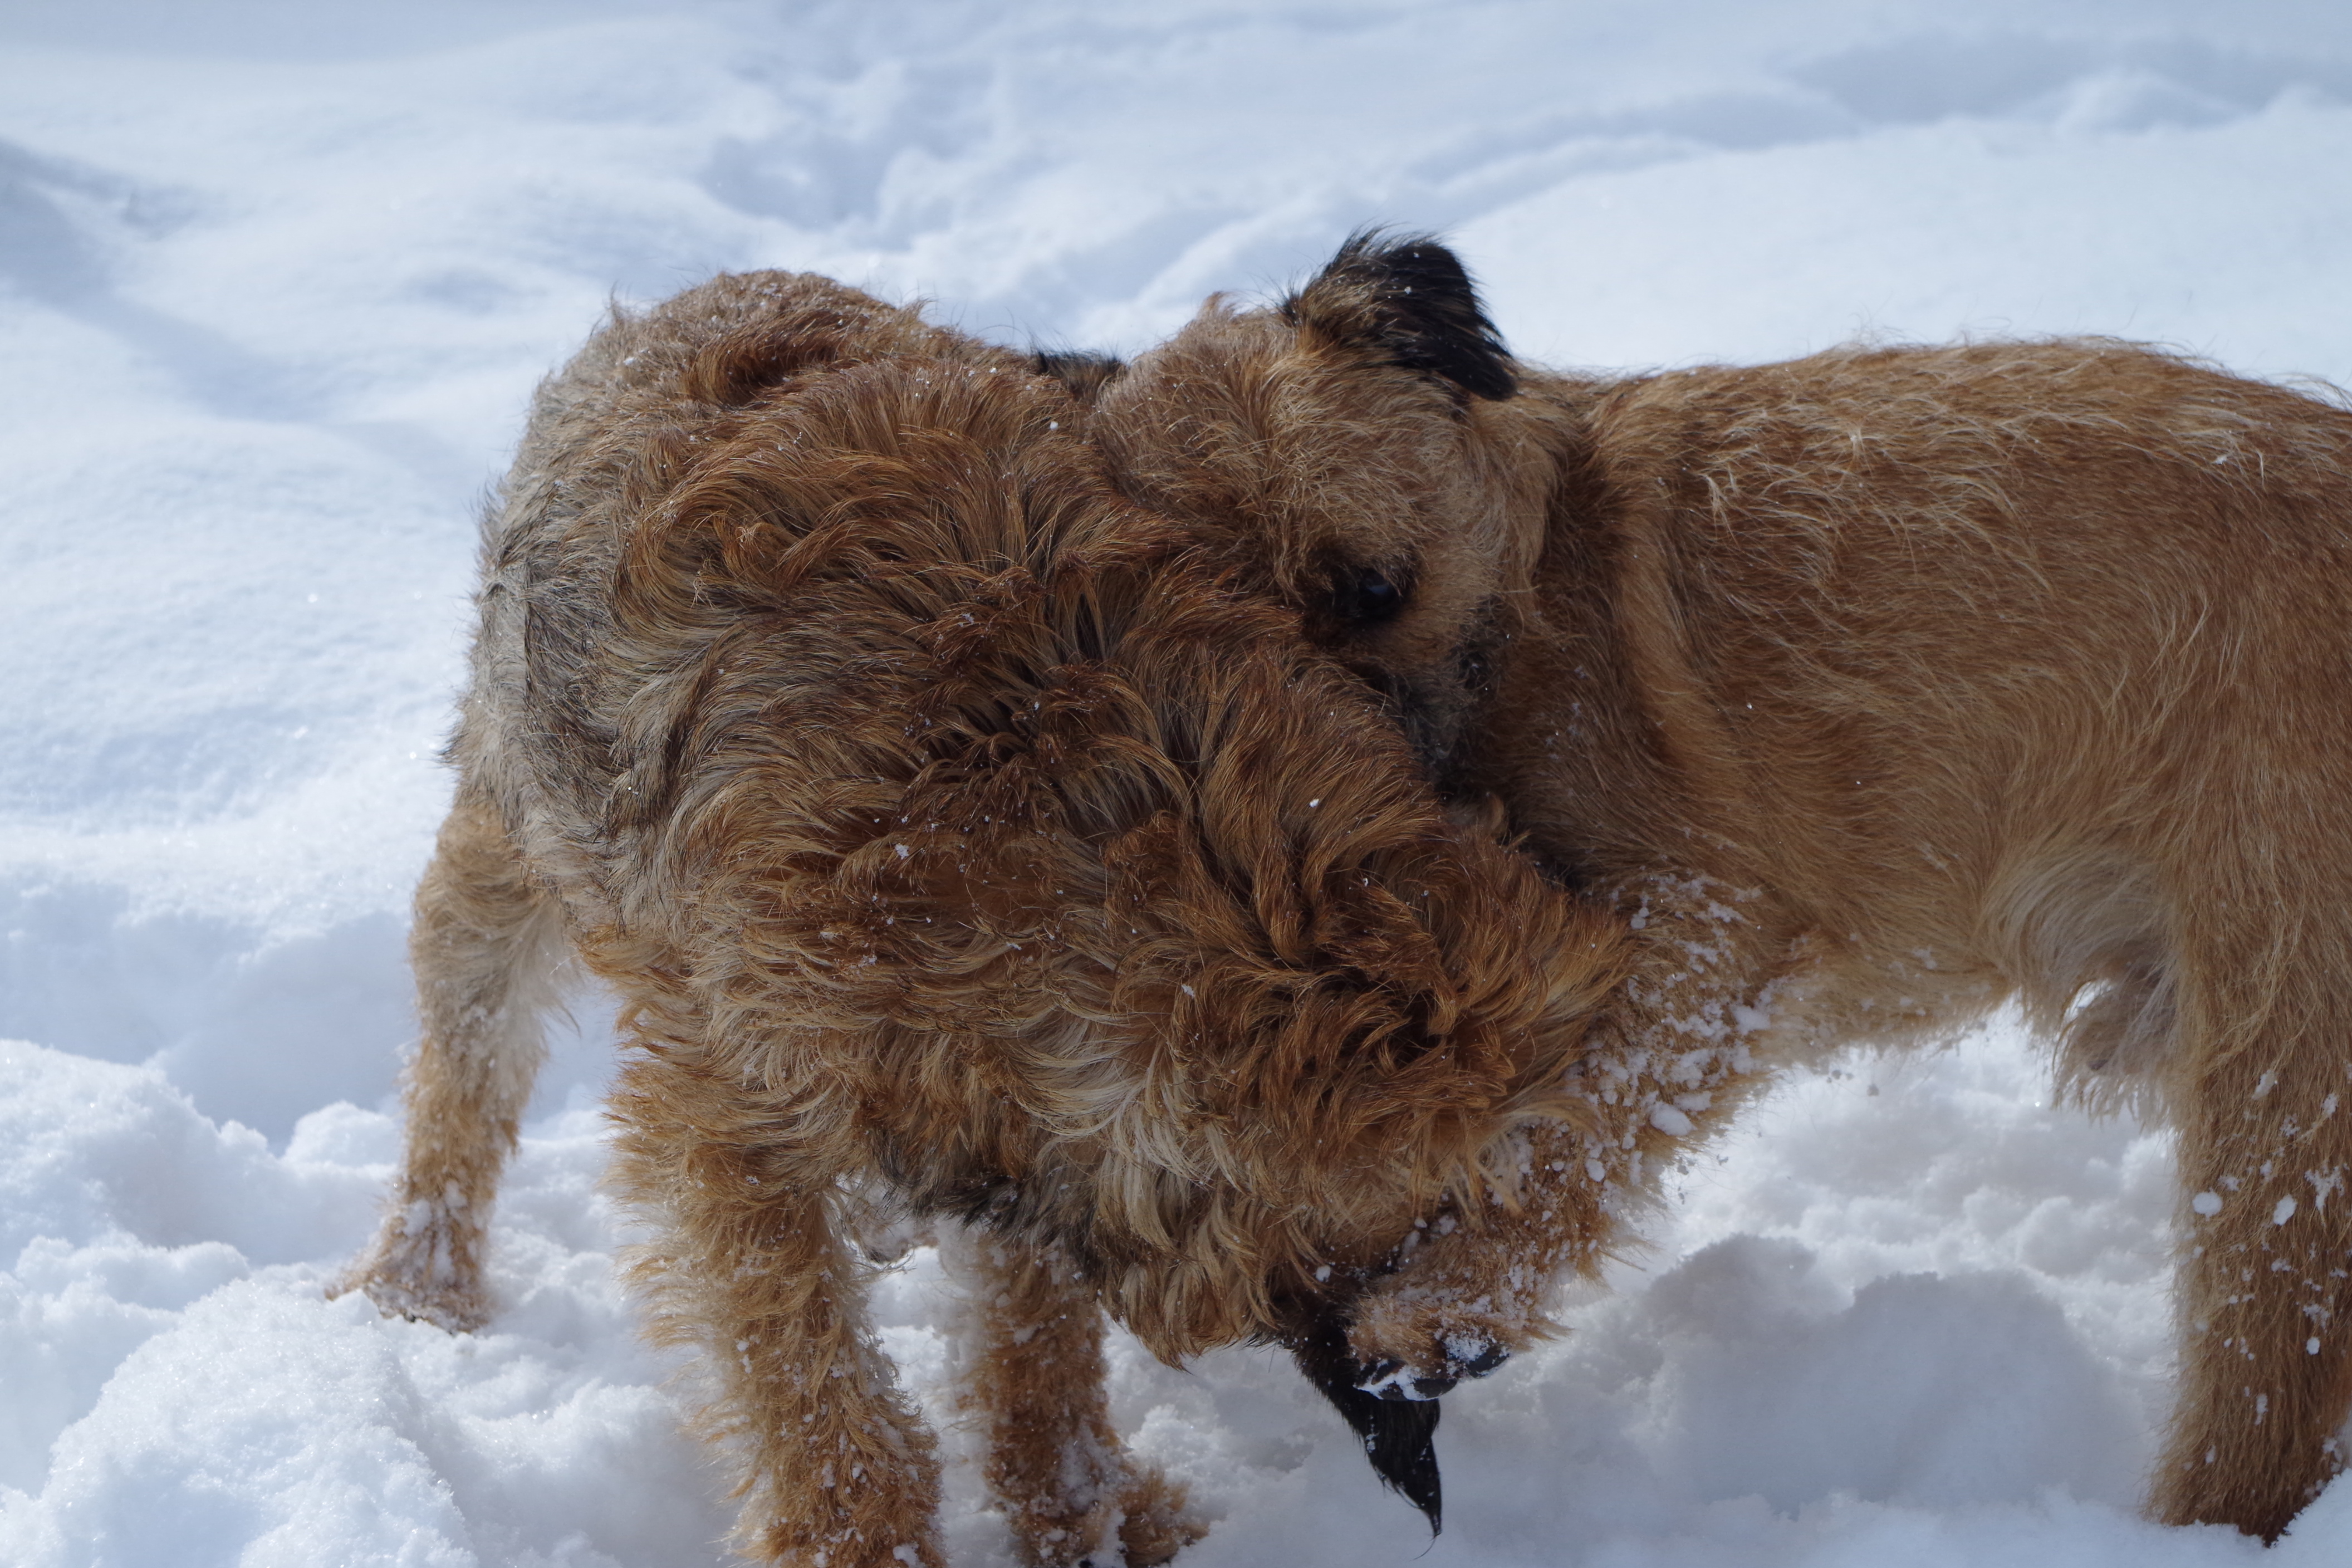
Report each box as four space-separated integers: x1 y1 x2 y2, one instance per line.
1290 1315 1443 1532
1031 349 1126 404
1283 229 1516 401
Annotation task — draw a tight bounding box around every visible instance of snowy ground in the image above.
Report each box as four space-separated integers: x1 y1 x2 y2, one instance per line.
5 2 2352 1563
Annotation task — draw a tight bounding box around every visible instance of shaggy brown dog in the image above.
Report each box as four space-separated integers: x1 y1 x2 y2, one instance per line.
1080 231 2352 1543
335 270 1625 1566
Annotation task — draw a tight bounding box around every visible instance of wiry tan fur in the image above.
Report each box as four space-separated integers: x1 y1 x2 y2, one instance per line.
337 270 1624 1565
1086 233 2352 1542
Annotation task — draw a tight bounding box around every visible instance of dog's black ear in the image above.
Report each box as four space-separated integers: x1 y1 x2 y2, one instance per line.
1283 229 1516 401
1030 349 1125 405
1290 1315 1444 1533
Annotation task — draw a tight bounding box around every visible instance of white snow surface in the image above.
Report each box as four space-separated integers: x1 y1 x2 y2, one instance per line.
4 2 2351 1563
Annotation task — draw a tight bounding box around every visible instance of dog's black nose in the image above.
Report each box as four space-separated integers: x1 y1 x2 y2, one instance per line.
1452 1341 1510 1379
1355 1337 1511 1401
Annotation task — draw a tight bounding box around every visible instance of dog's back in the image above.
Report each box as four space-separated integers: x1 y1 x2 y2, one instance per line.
1521 341 2352 1097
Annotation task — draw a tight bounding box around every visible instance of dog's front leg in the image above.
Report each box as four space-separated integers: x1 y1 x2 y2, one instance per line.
946 1229 1200 1567
610 1055 945 1568
337 791 562 1331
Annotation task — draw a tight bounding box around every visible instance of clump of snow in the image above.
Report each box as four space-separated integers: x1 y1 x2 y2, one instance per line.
4 1 2351 1562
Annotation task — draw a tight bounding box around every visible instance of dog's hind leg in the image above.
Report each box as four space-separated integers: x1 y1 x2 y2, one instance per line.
608 1054 947 1568
336 788 562 1331
2154 899 2352 1539
946 1228 1201 1567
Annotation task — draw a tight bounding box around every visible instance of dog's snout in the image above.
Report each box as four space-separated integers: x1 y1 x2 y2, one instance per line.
1354 1335 1509 1403
1452 1341 1509 1379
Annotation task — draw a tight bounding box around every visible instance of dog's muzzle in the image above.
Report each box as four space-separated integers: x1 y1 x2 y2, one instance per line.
1353 1339 1511 1402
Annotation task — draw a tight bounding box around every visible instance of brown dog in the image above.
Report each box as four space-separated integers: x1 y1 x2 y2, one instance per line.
335 270 1624 1566
1081 231 2352 1542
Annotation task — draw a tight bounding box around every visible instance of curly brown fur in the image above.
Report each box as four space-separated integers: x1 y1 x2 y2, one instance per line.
1090 232 2352 1543
337 268 1625 1565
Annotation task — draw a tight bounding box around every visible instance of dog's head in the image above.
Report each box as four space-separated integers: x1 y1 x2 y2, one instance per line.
487 272 1621 1381
1082 231 1577 807
1048 235 1627 1518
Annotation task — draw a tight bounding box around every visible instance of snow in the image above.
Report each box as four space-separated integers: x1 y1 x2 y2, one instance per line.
3 1 2349 1562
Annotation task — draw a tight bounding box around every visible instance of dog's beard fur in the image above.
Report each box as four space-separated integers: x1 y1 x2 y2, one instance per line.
1289 1311 1446 1530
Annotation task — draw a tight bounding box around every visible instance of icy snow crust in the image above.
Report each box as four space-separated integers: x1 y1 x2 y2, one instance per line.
6 1 2352 1562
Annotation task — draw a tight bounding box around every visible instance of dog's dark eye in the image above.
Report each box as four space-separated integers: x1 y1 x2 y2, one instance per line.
1332 566 1407 626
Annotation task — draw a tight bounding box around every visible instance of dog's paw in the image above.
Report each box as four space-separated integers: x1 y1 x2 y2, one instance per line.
330 1209 492 1334
1008 1457 1203 1568
334 1264 491 1334
1104 1463 1203 1567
